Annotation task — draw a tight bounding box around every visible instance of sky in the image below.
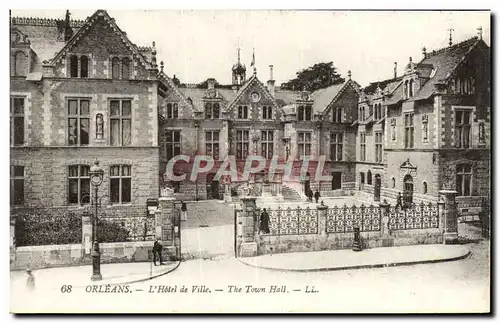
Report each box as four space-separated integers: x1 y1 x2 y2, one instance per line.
11 9 491 87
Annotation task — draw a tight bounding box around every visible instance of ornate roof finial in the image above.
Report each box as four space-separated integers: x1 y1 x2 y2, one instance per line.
160 61 164 73
409 56 412 64
448 27 455 47
347 70 352 80
151 41 157 69
477 26 483 40
422 46 427 58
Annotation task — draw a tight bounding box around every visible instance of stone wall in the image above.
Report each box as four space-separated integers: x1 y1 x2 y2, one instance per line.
11 242 177 270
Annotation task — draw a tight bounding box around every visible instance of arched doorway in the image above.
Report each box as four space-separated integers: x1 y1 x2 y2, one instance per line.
374 174 381 202
403 174 414 207
360 172 365 190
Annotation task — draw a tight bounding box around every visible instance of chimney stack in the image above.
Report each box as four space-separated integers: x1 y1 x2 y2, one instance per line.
394 62 397 79
267 65 275 97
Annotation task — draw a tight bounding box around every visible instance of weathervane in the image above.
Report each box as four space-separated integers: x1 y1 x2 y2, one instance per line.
448 27 455 47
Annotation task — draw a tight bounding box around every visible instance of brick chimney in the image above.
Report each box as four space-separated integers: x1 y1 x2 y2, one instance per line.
267 65 275 97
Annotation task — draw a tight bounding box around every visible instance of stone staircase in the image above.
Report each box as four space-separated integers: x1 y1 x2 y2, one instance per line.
282 185 304 201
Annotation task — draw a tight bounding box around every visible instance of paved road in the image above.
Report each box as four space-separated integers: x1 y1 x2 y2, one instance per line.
11 240 490 313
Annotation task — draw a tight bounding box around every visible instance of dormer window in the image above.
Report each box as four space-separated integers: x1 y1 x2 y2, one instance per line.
112 57 120 79
166 103 179 119
374 103 383 121
262 106 272 120
80 56 89 78
298 105 312 121
111 56 132 80
205 102 220 119
70 55 78 77
122 57 130 80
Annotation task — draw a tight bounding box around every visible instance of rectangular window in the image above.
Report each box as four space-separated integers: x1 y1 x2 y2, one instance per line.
332 172 342 190
237 106 248 119
455 110 471 148
67 99 90 146
298 106 312 121
110 99 132 146
329 132 343 161
165 103 179 119
205 131 220 160
205 103 220 119
404 112 414 148
375 132 383 163
360 133 366 161
68 165 90 204
110 165 132 204
262 106 272 120
10 166 24 205
10 97 25 146
165 130 181 160
298 132 312 157
456 164 472 196
332 107 342 123
261 130 274 159
236 130 249 160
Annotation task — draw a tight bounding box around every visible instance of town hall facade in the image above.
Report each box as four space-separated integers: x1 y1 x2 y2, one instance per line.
10 10 490 219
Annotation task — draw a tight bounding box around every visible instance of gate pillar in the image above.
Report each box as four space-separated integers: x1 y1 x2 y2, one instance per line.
439 189 459 244
236 197 258 257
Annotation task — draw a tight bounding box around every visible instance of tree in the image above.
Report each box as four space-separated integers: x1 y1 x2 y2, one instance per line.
281 62 345 92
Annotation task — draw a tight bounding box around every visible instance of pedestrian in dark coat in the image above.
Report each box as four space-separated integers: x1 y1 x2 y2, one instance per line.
260 208 270 234
308 189 314 202
396 192 402 209
181 201 187 221
153 239 164 266
314 190 321 203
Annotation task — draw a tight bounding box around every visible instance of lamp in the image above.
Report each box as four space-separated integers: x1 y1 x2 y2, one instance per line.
89 159 104 281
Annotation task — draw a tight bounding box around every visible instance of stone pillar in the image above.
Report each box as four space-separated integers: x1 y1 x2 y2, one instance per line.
379 199 390 237
379 199 394 247
10 217 16 264
237 197 258 257
439 190 459 244
82 212 93 255
316 201 328 235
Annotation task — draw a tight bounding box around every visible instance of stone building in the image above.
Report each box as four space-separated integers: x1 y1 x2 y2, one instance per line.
354 34 491 215
10 10 160 217
10 10 490 218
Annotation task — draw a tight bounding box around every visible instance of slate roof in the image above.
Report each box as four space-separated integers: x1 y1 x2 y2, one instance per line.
309 80 360 113
411 37 482 101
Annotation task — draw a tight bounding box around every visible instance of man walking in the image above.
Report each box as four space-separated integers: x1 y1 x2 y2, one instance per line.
260 208 270 234
26 268 35 291
152 238 164 266
181 200 187 221
314 189 321 203
396 192 402 209
308 189 314 203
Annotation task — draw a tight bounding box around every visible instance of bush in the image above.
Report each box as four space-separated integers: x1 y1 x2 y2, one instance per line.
14 209 82 247
96 219 130 243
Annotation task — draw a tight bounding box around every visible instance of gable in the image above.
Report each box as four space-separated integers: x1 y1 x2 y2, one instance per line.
322 82 359 119
158 74 196 119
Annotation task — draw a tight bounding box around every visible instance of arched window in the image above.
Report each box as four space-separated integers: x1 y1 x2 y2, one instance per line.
392 177 396 189
359 172 365 190
213 103 220 118
367 170 372 185
14 51 27 76
70 55 78 77
121 57 130 80
423 182 428 194
173 103 178 119
166 103 173 119
80 55 89 78
409 79 414 97
337 107 342 123
112 57 120 79
298 105 305 121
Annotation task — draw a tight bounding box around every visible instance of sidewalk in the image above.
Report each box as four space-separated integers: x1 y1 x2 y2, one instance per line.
238 244 471 272
11 260 179 292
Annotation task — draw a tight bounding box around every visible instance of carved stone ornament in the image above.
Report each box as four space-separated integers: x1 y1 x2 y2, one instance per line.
161 186 175 197
250 92 261 102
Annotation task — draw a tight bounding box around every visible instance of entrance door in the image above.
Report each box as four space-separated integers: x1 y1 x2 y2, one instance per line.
206 174 220 200
403 174 414 207
304 172 311 195
374 174 381 202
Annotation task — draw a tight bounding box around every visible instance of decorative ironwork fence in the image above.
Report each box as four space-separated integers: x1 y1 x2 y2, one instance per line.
268 207 318 236
326 204 381 233
388 202 439 230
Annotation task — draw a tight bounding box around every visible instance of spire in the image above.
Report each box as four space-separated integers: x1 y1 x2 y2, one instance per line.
448 27 455 47
237 38 241 64
151 41 157 69
251 47 256 74
477 26 483 40
64 10 73 41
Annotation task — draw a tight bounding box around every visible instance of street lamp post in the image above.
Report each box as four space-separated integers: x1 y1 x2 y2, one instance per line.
89 159 104 281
